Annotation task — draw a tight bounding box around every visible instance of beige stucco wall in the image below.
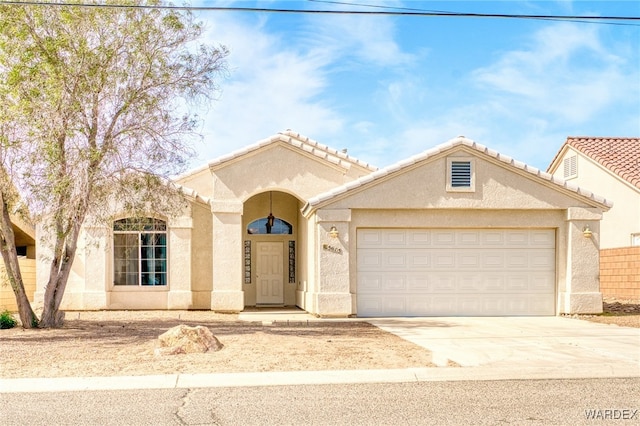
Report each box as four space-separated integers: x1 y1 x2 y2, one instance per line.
176 166 213 199
551 148 640 249
34 201 202 311
191 202 213 309
34 223 93 311
296 203 310 309
207 143 371 202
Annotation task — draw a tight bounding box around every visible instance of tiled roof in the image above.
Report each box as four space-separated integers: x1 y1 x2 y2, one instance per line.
556 137 640 190
304 136 613 213
159 177 211 206
207 130 377 172
173 182 212 205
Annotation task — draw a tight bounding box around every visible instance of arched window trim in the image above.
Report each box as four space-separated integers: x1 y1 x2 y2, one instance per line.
113 217 167 232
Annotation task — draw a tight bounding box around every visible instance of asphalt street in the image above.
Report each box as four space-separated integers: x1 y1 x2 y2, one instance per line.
2 378 639 425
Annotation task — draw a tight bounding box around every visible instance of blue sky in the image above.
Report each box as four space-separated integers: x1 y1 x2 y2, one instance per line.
191 1 640 171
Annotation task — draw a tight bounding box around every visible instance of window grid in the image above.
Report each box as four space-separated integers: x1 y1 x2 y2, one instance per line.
114 218 167 286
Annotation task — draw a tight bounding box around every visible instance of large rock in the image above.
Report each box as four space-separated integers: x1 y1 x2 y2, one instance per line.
155 324 223 355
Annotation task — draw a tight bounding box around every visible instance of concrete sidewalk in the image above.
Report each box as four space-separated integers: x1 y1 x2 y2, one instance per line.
1 362 637 394
1 315 638 393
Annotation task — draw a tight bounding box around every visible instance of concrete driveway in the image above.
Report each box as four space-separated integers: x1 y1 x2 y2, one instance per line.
369 317 640 377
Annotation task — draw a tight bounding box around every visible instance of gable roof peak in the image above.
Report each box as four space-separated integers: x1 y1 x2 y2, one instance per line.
206 130 377 172
305 135 613 212
548 136 640 190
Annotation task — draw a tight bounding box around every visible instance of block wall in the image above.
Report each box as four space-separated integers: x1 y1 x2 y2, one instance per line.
600 246 640 300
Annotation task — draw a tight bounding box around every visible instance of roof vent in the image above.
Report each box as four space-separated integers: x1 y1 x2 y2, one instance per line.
451 161 472 187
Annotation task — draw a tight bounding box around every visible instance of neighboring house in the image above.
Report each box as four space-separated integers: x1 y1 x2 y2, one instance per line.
34 131 612 316
0 218 37 311
548 137 640 300
547 137 640 249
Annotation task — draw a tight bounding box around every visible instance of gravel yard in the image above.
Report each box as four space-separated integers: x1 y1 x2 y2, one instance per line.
574 298 640 328
1 298 637 379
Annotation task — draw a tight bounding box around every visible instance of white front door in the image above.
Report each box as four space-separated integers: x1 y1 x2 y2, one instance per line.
256 242 284 305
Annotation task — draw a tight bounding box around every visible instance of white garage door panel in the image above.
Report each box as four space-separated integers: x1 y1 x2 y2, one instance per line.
359 229 556 249
359 249 553 271
359 294 555 317
357 229 556 317
358 272 554 295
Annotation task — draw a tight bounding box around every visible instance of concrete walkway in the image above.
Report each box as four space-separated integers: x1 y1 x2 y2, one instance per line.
1 315 638 393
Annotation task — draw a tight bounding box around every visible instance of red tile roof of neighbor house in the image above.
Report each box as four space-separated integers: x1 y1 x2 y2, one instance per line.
562 137 640 190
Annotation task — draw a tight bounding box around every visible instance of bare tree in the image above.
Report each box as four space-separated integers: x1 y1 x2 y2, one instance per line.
0 1 228 327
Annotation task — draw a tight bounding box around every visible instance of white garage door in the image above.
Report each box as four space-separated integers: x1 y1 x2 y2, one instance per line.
357 229 556 317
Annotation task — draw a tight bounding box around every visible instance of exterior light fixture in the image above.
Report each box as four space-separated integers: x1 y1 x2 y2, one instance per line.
583 225 592 238
329 225 339 238
266 212 275 234
265 192 275 234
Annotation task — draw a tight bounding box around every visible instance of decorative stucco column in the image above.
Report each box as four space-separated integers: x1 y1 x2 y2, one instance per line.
210 200 244 312
167 216 193 309
314 208 352 317
559 207 603 314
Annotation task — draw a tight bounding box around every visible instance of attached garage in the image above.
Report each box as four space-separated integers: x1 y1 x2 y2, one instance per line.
302 137 611 317
356 228 556 316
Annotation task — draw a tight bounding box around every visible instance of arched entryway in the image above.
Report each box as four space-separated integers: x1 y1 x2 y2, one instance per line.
242 191 303 307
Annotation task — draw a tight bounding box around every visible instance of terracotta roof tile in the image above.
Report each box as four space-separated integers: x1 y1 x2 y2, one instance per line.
565 137 640 190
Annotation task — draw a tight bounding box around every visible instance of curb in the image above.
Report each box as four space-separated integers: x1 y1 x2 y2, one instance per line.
2 364 639 393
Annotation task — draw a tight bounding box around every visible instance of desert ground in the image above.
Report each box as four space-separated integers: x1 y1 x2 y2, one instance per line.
0 299 637 379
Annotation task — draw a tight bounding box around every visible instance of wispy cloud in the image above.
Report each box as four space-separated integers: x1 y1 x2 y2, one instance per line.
194 8 412 165
191 6 638 173
196 16 343 163
472 23 631 125
378 21 640 169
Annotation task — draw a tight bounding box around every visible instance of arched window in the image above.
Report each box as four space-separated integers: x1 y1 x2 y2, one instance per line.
247 217 293 235
113 217 167 286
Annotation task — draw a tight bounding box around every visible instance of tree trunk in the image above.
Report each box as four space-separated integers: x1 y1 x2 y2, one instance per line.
39 210 84 328
0 194 38 328
39 259 72 328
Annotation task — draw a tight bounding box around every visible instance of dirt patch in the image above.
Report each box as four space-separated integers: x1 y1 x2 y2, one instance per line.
574 298 640 328
2 299 638 379
0 311 434 379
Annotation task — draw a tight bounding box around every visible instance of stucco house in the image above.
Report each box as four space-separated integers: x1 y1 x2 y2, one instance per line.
34 131 612 316
547 137 640 249
547 137 640 300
